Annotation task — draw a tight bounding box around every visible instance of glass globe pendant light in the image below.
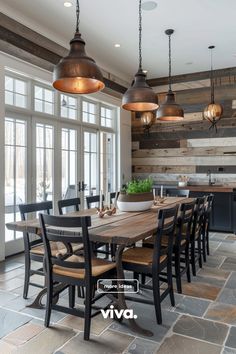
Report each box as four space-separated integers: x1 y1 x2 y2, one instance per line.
157 29 184 121
203 46 223 132
53 0 105 94
122 0 158 112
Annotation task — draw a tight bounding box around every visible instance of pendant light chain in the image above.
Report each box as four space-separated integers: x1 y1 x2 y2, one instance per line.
76 0 80 33
168 33 172 91
139 0 143 70
210 47 215 103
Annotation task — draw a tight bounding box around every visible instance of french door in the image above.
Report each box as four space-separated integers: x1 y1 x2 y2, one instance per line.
5 116 116 256
4 114 30 256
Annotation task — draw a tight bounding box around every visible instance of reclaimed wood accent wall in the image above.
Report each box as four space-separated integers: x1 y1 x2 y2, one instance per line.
132 81 236 184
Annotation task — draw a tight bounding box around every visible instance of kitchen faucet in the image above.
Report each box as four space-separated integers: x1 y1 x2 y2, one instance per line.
207 170 215 186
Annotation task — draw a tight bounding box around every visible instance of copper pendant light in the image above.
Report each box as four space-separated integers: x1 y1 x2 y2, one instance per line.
203 46 223 133
122 0 158 112
53 0 104 94
157 29 184 121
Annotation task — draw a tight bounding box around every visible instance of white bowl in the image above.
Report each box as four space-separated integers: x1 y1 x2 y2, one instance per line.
117 200 153 212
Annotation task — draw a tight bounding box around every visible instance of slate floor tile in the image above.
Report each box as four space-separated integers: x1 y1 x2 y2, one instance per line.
181 282 221 300
225 327 236 349
110 304 179 343
0 340 16 354
56 330 134 354
0 308 32 339
223 348 236 354
13 325 76 354
197 267 230 280
203 255 225 268
173 314 229 345
205 302 236 325
21 306 67 323
156 334 222 354
125 338 159 354
58 313 112 335
225 272 236 289
3 322 44 346
217 288 236 306
174 296 210 317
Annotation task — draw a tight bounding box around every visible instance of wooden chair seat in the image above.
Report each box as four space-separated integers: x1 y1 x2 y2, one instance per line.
31 242 83 256
53 254 116 279
144 235 186 247
122 247 167 266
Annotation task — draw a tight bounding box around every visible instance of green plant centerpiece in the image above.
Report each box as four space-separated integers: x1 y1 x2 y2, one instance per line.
117 178 154 212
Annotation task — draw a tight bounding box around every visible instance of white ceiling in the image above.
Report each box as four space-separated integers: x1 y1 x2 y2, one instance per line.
1 0 236 82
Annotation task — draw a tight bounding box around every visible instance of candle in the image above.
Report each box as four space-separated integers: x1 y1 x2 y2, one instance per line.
160 185 163 198
99 190 103 211
153 188 156 200
114 191 118 207
108 192 111 209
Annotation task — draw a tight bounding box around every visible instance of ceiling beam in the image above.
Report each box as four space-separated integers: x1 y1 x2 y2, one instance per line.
0 12 127 95
147 67 236 87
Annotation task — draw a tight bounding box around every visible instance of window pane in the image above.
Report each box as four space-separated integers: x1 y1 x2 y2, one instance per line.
45 102 53 115
5 77 13 91
5 119 14 145
35 86 43 99
35 99 43 112
91 134 97 153
84 132 89 151
5 92 14 105
45 89 53 102
15 94 26 108
16 121 26 146
15 79 26 95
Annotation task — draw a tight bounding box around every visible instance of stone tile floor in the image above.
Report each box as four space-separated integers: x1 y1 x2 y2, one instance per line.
0 232 236 353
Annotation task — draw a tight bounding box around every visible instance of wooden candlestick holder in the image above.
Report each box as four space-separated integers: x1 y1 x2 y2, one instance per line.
96 206 117 218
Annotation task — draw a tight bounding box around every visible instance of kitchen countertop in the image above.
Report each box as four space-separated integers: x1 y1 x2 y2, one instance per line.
178 185 236 193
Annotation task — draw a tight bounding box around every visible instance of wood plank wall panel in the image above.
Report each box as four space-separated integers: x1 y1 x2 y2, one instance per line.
132 84 236 184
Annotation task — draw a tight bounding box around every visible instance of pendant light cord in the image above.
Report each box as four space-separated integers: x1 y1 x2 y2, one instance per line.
138 0 143 71
76 0 80 33
168 33 172 91
210 47 215 103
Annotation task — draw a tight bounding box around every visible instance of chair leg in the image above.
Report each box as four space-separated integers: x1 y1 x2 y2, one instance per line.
23 252 31 299
167 259 175 307
152 275 162 325
45 278 53 327
185 245 191 283
198 237 202 268
206 225 210 256
141 274 146 285
69 286 75 308
202 229 207 263
191 241 196 276
174 251 182 294
84 283 92 340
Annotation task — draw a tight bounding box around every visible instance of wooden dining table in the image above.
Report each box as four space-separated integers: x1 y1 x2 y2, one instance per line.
6 196 191 337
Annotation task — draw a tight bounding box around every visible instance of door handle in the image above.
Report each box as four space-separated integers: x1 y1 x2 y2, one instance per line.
78 181 81 192
81 181 85 191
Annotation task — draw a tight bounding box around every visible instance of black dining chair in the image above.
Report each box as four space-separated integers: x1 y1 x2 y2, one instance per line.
201 194 214 261
39 214 116 340
190 197 205 276
58 197 81 215
122 205 178 324
86 194 104 209
19 201 53 299
164 200 195 293
166 189 190 198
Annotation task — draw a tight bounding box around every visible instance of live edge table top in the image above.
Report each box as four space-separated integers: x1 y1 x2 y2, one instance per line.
6 197 191 247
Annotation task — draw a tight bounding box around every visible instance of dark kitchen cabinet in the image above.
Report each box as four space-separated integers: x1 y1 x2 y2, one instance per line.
189 191 233 232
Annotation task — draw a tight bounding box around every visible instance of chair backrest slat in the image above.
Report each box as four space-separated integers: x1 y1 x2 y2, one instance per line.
86 195 104 209
19 201 53 220
58 198 81 215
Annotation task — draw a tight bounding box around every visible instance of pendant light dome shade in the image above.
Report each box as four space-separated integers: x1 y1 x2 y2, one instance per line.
122 0 158 112
157 89 184 121
157 29 184 121
122 69 158 111
53 1 104 94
